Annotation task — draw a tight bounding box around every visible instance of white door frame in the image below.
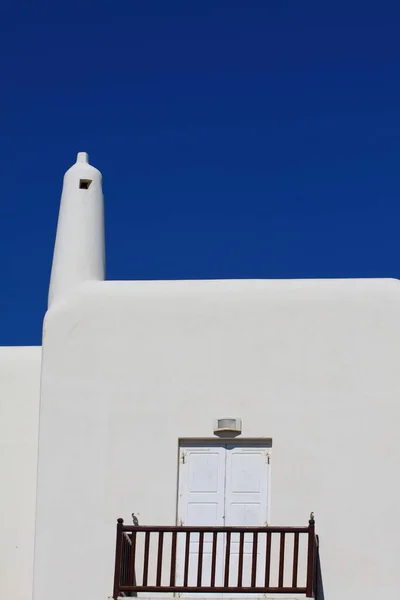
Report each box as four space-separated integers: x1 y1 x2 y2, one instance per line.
176 440 272 595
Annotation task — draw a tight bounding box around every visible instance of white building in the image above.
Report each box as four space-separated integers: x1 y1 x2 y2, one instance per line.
1 152 399 600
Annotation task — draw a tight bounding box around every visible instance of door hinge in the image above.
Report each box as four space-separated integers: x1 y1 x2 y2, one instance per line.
265 451 271 464
180 451 186 464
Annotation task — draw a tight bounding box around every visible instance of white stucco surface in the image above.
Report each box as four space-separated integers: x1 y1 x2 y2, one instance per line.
33 277 400 600
0 346 41 600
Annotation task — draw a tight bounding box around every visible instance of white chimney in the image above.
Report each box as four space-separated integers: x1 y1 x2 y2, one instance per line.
48 152 105 307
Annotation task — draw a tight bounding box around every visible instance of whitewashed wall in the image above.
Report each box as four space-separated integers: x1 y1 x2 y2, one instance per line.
0 347 41 600
33 277 400 600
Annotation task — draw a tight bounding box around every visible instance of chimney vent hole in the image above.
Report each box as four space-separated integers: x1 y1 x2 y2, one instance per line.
79 179 92 189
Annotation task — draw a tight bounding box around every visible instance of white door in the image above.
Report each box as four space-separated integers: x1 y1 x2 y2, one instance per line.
177 446 226 588
177 443 270 592
224 445 269 588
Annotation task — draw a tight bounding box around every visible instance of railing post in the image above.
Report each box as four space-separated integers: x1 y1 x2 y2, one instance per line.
306 513 316 598
113 518 124 600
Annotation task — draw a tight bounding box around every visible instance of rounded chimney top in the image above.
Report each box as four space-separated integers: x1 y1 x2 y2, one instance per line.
76 152 89 164
48 151 104 308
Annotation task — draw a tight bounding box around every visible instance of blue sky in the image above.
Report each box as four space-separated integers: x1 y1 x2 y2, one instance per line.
1 1 400 344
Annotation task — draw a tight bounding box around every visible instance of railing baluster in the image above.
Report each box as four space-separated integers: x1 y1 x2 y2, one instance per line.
251 531 258 587
143 531 150 586
292 531 299 588
124 535 129 584
264 531 272 588
121 534 126 585
197 531 204 587
156 531 164 586
224 531 231 587
210 531 218 587
124 535 130 585
278 532 285 587
121 534 125 584
170 531 177 586
184 531 190 587
129 530 137 587
237 531 245 587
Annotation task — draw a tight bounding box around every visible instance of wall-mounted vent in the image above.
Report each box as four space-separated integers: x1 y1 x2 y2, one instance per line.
214 417 242 436
79 179 92 189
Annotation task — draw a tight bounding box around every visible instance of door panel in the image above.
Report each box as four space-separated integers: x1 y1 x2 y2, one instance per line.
225 446 269 588
177 447 226 588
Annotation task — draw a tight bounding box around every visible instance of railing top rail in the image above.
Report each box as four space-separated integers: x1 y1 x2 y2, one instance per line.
120 524 310 534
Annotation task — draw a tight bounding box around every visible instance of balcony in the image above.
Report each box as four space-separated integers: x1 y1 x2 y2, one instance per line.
113 516 318 598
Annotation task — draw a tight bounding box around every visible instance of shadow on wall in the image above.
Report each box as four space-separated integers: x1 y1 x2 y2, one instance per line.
315 537 325 600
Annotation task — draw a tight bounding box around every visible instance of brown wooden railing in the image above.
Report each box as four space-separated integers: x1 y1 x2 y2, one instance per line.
113 516 317 598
